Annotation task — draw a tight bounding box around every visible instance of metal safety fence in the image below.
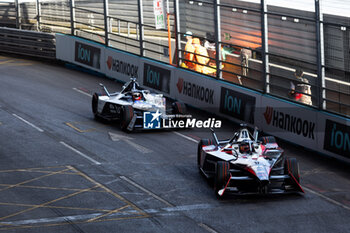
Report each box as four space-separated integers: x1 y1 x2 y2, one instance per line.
1 0 349 118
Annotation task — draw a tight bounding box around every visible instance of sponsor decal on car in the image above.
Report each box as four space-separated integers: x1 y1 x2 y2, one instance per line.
75 41 101 69
106 56 139 78
323 119 350 157
143 111 221 129
143 63 171 93
176 78 214 104
219 87 255 124
263 106 316 139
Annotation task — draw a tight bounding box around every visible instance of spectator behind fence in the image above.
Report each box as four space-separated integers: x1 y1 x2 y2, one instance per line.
289 68 312 106
192 38 210 74
240 48 252 78
181 31 196 69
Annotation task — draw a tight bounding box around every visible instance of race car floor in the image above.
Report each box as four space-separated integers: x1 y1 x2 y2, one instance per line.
0 54 349 233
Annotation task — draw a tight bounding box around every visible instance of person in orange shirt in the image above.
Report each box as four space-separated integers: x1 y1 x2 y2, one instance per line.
182 31 196 69
192 38 210 73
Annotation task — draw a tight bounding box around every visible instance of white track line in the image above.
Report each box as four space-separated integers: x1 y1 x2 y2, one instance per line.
120 176 174 207
73 88 92 97
173 131 198 143
12 114 44 132
198 223 219 233
60 141 101 165
303 187 350 211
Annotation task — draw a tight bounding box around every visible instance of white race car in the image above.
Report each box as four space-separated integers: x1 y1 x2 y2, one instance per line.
92 78 186 131
198 126 304 197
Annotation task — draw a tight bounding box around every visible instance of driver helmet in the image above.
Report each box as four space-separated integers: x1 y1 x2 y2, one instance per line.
239 144 250 154
132 92 142 101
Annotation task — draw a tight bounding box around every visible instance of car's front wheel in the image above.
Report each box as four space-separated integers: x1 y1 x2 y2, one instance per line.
214 161 230 198
285 157 300 183
197 139 213 168
120 105 134 132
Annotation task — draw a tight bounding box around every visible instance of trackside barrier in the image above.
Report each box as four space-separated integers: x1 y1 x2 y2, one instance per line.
0 27 55 59
55 34 350 162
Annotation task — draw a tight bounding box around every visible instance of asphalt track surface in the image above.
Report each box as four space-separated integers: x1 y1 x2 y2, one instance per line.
0 54 349 233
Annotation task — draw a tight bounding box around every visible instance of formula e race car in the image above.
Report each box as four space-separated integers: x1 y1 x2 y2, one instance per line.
91 78 186 131
197 125 304 197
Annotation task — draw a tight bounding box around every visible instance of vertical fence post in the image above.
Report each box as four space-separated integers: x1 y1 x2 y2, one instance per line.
70 0 75 35
36 0 41 31
103 0 109 46
15 0 21 29
137 0 144 56
261 0 269 93
214 0 222 79
174 0 181 66
315 0 326 109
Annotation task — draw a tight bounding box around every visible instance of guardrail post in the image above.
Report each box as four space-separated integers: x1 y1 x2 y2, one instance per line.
15 0 21 29
137 0 144 56
261 0 269 93
103 0 110 46
315 0 326 109
36 0 41 31
214 0 222 79
174 0 181 66
70 0 75 35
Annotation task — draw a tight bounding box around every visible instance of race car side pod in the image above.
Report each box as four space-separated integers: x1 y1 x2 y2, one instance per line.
99 83 110 97
218 175 232 197
286 159 304 193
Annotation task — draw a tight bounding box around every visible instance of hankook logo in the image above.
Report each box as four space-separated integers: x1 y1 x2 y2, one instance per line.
176 78 214 104
106 56 139 78
263 106 315 139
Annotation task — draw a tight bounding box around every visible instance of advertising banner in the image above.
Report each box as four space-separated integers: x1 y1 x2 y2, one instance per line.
153 0 166 29
317 112 350 160
104 48 141 83
260 96 318 149
74 41 101 70
219 86 257 124
56 34 105 72
142 61 173 96
173 69 221 111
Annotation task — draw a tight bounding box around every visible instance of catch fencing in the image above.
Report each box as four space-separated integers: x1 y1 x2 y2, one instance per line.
1 0 349 118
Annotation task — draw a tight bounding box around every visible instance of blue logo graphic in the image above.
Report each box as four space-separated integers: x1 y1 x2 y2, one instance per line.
143 110 162 129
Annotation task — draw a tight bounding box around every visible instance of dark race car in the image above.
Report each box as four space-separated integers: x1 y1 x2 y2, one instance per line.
197 125 304 197
92 78 186 131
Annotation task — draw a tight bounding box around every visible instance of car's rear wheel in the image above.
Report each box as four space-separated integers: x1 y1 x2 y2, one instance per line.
197 139 213 168
259 136 276 144
120 105 134 132
285 157 300 183
172 101 186 115
214 161 230 197
92 93 101 120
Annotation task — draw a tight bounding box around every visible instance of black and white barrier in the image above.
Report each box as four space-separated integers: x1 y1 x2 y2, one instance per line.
56 34 350 161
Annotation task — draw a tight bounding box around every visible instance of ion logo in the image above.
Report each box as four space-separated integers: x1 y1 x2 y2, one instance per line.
143 63 170 93
324 119 350 158
75 42 101 69
176 78 214 104
143 110 162 129
219 87 255 124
